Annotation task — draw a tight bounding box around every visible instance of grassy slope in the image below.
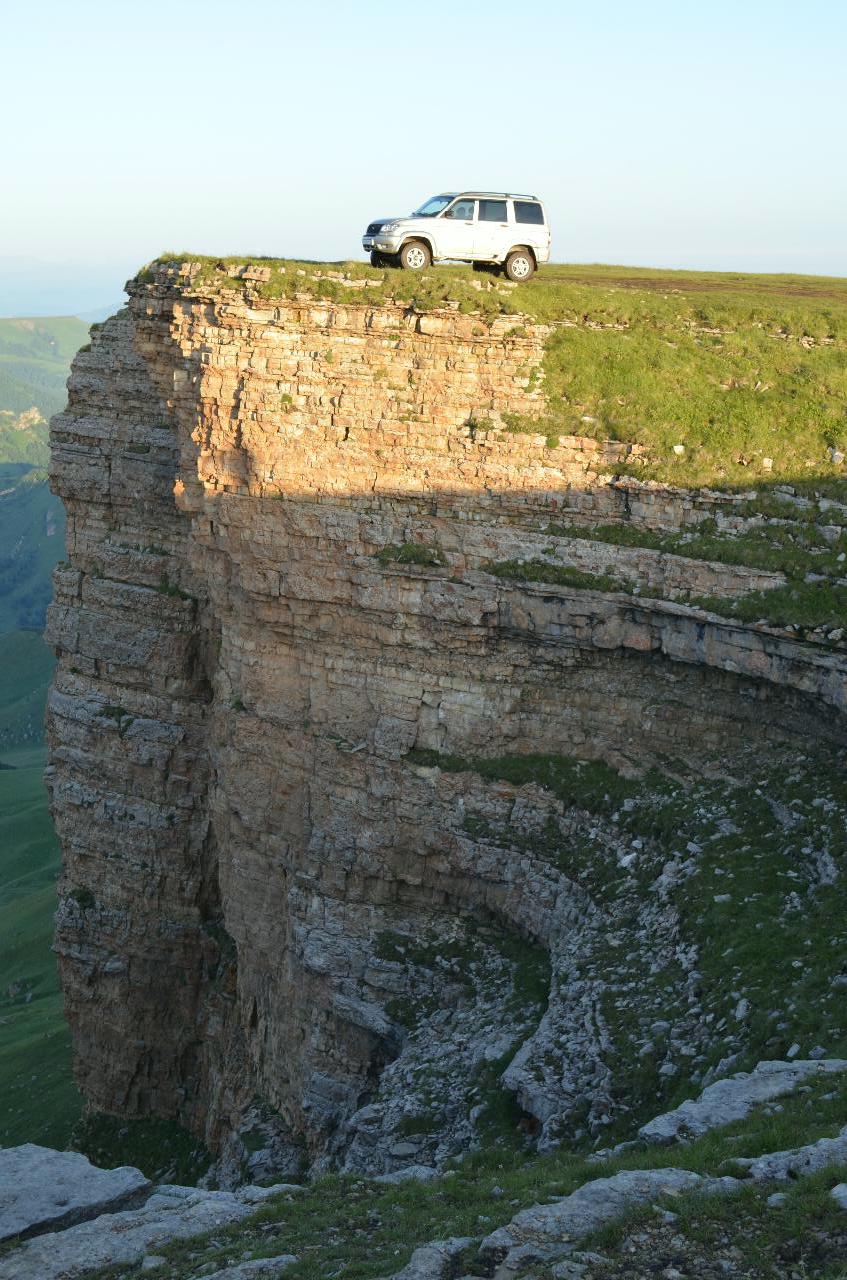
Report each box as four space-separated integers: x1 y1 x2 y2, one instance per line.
0 467 65 635
0 630 55 751
0 317 81 1148
0 315 89 423
0 747 81 1149
80 1070 847 1279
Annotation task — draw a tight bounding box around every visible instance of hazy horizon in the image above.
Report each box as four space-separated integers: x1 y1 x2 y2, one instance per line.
2 0 846 316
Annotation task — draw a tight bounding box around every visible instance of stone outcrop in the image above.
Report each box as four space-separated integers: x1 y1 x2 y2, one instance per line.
0 1175 299 1280
638 1058 847 1144
479 1168 739 1267
46 266 847 1174
0 1145 149 1243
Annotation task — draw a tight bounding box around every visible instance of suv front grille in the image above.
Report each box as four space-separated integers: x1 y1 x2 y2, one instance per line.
366 222 385 236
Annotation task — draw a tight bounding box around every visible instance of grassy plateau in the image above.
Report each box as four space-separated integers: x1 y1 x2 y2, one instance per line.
148 256 847 498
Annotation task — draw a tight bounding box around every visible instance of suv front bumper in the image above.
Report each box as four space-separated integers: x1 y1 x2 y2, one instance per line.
362 234 403 255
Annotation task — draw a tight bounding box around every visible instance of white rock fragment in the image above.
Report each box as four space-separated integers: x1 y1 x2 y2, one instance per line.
373 1165 438 1185
384 1237 473 1279
480 1169 738 1259
639 1059 847 1144
0 1182 294 1280
735 1124 847 1182
193 1258 298 1280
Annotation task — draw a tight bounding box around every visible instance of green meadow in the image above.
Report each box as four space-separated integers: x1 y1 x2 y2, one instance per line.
0 313 81 1150
0 746 80 1149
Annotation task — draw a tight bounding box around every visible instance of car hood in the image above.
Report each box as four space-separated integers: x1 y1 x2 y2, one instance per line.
369 215 423 229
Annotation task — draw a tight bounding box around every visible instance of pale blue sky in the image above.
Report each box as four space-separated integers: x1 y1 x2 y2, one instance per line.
1 0 845 314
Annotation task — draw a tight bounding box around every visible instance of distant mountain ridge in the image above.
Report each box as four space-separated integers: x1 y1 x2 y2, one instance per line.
0 316 89 423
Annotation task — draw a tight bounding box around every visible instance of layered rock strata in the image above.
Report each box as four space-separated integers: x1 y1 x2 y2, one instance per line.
46 267 847 1176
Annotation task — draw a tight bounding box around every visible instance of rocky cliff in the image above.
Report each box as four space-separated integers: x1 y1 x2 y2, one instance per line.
46 262 847 1184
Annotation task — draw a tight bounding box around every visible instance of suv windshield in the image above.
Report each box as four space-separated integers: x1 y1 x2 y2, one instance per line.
412 195 454 217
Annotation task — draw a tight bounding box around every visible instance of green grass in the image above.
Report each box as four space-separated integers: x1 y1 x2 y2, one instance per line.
487 559 627 595
0 747 82 1148
79 1069 847 1280
0 316 88 426
548 516 847 581
406 743 847 1105
485 552 847 638
0 467 66 634
697 579 847 632
71 1113 212 1184
578 1165 847 1279
0 630 55 749
375 542 446 568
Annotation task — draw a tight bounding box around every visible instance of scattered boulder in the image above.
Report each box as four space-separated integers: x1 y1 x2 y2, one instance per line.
830 1184 847 1210
638 1059 847 1144
190 1258 298 1280
480 1168 738 1262
0 1182 295 1280
384 1237 473 1279
374 1165 438 1185
0 1144 150 1243
734 1123 847 1182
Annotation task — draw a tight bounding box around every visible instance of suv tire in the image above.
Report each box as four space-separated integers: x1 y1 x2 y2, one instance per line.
504 249 535 282
399 240 432 271
370 250 387 268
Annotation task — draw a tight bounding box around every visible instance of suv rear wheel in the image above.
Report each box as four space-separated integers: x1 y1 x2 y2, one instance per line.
399 240 432 271
504 249 535 282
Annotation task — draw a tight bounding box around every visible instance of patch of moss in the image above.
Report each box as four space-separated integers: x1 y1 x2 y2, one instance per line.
376 542 446 568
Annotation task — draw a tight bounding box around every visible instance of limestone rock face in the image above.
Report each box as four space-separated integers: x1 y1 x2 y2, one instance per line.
46 270 847 1170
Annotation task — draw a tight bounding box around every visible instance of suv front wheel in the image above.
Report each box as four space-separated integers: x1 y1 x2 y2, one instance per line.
504 249 535 282
399 240 432 271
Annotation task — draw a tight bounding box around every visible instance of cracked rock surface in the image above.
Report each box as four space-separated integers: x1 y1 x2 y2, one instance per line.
0 1144 150 1243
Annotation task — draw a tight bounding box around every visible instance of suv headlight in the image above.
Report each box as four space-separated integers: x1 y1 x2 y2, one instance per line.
382 222 401 233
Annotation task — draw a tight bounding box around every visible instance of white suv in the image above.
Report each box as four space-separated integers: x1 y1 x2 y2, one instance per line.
362 191 551 281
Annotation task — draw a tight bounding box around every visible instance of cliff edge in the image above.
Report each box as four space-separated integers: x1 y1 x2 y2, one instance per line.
45 260 847 1184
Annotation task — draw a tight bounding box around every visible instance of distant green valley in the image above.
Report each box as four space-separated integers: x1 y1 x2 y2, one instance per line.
0 313 89 1147
0 315 87 743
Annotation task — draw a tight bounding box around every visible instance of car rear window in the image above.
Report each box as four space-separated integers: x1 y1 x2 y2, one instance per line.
479 199 507 222
514 201 545 225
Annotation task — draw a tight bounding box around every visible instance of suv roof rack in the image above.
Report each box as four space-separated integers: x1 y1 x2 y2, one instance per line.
457 191 539 200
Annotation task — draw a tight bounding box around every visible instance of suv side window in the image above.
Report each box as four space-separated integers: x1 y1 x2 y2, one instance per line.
478 199 507 222
445 199 476 220
514 201 545 225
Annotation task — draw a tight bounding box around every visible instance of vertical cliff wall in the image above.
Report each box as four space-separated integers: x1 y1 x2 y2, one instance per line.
46 266 847 1179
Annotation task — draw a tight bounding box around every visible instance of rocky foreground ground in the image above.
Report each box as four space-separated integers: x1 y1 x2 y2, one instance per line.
2 1059 847 1280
